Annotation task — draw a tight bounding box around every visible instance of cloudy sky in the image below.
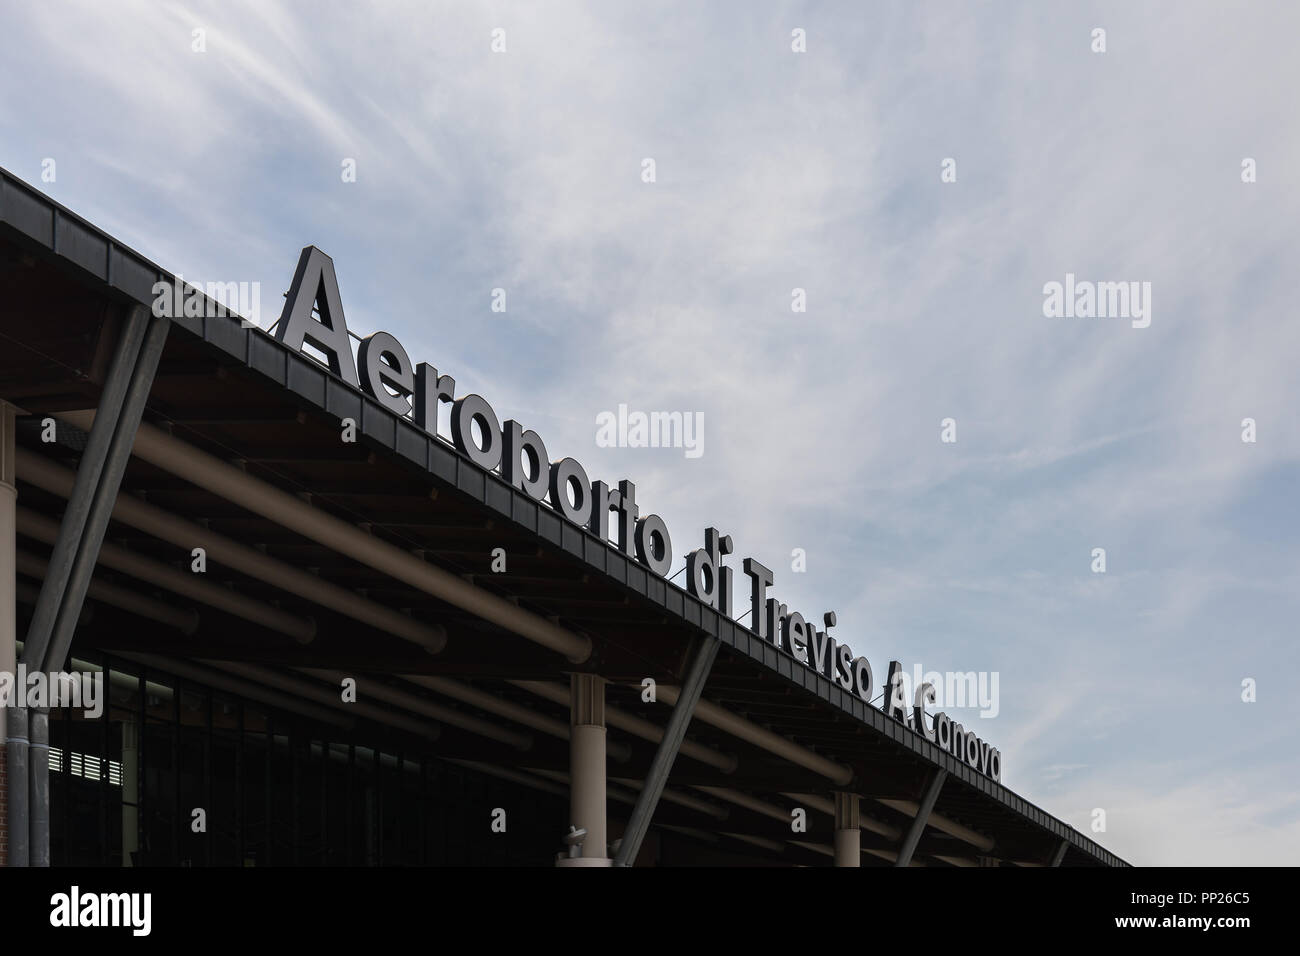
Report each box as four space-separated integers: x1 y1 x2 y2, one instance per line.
3 1 1297 865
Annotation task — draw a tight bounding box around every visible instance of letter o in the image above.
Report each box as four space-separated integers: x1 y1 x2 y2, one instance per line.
951 725 967 758
989 751 1001 781
965 733 981 767
686 548 717 606
852 657 873 703
634 514 673 577
451 394 502 471
549 457 590 526
935 714 951 750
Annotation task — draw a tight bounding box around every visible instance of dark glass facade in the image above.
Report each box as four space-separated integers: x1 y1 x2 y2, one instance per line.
48 652 565 867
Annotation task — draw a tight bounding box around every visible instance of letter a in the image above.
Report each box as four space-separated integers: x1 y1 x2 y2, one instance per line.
275 246 359 386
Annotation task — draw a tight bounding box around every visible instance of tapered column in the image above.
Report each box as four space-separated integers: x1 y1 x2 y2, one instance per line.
569 674 607 862
833 791 860 867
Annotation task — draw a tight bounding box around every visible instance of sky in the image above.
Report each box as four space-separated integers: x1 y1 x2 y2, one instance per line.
2 0 1297 866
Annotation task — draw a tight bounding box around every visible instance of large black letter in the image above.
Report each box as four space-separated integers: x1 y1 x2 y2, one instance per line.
635 514 673 577
687 528 732 612
612 479 639 554
358 332 414 416
451 395 503 471
742 558 774 640
549 457 591 526
884 660 908 724
414 363 455 436
276 246 358 386
504 420 549 501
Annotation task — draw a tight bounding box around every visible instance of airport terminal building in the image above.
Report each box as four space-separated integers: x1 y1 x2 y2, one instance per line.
0 168 1125 868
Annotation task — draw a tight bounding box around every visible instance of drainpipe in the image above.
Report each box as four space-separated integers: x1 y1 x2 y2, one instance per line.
121 718 139 866
4 706 26 867
28 707 49 866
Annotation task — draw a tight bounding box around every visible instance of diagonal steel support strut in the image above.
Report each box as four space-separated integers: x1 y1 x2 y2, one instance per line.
613 635 719 867
41 309 169 675
895 768 947 867
14 304 167 868
1050 838 1069 867
19 305 150 671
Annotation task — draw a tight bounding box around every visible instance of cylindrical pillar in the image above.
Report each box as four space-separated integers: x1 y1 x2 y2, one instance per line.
569 674 607 862
5 706 27 867
833 791 860 867
28 708 48 866
122 719 139 866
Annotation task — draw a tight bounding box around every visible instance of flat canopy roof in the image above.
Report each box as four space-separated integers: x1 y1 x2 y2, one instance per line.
0 166 1126 867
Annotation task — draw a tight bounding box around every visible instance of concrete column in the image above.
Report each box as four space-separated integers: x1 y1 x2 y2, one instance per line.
122 719 139 866
833 791 860 867
1 401 17 867
568 673 607 863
